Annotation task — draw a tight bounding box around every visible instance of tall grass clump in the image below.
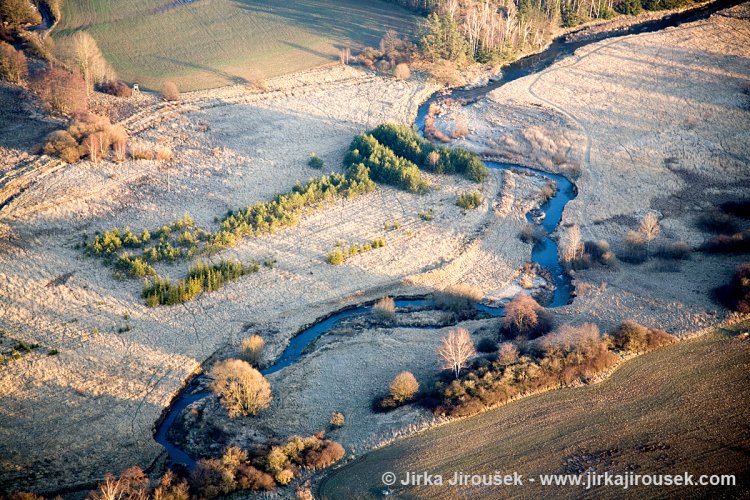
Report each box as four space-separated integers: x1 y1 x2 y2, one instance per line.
434 284 482 315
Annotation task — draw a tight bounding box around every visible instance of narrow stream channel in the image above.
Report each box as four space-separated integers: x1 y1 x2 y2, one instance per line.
153 0 742 470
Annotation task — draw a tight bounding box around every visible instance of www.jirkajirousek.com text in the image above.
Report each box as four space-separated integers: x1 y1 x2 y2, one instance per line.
381 471 737 489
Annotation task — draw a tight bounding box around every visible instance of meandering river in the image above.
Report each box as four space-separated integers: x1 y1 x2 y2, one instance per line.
153 0 742 470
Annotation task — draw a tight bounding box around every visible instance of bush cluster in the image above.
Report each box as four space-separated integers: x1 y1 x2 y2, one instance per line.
367 123 488 182
97 80 133 97
43 112 129 163
0 41 27 83
610 320 675 353
263 433 345 485
327 238 386 265
519 223 546 244
435 323 631 418
86 216 206 266
345 133 430 193
373 296 396 320
143 259 257 306
31 66 88 115
307 153 324 169
456 191 481 209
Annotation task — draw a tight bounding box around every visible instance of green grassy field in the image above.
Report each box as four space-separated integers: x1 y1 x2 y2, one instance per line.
318 325 750 499
54 0 417 91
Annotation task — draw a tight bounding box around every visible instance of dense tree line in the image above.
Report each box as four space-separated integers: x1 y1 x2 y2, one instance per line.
383 0 697 64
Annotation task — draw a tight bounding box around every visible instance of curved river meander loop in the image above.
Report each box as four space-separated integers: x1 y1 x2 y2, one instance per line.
153 0 743 469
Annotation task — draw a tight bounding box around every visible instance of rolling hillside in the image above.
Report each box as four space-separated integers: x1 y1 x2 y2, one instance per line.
54 0 417 90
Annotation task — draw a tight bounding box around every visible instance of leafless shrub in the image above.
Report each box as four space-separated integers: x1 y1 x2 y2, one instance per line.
304 440 345 469
698 209 737 234
0 0 42 27
427 150 440 168
428 60 462 87
329 411 345 428
155 146 173 161
477 337 498 353
152 469 190 499
438 328 476 378
43 130 82 163
392 62 410 80
130 143 154 160
497 342 519 365
375 59 392 72
89 466 150 500
620 230 647 263
211 359 271 417
502 292 552 339
540 323 619 382
704 228 750 254
110 125 128 162
191 458 235 499
390 371 419 403
296 483 314 500
240 335 264 366
98 80 132 97
373 296 396 321
713 262 750 313
162 81 180 101
520 273 534 289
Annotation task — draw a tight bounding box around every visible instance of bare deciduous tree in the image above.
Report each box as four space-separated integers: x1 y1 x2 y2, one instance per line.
639 212 660 253
211 359 271 417
57 32 116 93
503 292 539 335
559 223 582 265
437 327 476 378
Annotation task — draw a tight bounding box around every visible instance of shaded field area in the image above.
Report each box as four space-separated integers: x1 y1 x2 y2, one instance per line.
54 0 416 90
318 325 750 499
